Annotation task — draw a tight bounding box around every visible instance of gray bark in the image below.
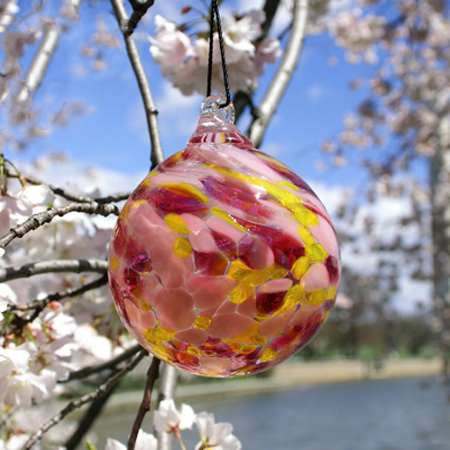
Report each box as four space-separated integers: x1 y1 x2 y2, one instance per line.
429 116 450 380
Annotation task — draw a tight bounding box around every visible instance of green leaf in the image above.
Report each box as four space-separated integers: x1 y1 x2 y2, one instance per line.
86 441 97 450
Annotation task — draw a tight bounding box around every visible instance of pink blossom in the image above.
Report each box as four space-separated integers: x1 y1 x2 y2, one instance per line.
255 37 282 75
4 30 41 64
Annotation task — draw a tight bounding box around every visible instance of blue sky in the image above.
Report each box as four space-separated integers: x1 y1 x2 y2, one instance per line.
7 0 373 189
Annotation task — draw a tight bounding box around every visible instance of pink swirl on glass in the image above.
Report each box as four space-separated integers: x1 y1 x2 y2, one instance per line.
108 95 340 377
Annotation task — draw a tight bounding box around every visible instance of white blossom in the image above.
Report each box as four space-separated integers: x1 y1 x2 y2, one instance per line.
195 412 241 450
1 434 33 450
0 342 35 377
105 430 157 450
5 369 56 408
0 283 15 321
0 0 19 15
149 10 282 95
74 323 113 361
153 399 195 434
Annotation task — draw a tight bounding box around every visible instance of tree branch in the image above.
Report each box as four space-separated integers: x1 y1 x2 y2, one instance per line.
64 382 119 450
260 0 282 40
0 259 108 283
0 201 119 250
128 357 161 450
16 24 59 104
247 0 309 147
6 169 131 204
95 192 131 204
127 0 155 36
156 364 178 450
15 0 82 104
110 0 164 170
22 349 149 450
67 343 142 381
8 275 107 327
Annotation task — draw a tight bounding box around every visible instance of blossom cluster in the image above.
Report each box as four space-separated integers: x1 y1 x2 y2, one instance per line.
327 10 386 64
149 10 282 95
106 399 241 450
323 0 450 163
0 180 126 444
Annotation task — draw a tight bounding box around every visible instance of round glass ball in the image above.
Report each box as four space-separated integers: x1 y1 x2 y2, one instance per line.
108 95 340 377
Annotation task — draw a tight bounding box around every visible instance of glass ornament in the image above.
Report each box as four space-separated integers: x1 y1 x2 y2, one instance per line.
108 94 340 377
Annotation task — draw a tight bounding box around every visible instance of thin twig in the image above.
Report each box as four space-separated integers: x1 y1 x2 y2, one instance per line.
0 202 119 249
67 344 143 381
6 169 131 204
64 383 119 450
22 349 149 450
247 0 309 147
9 275 108 313
111 0 164 170
95 192 131 203
0 259 108 283
127 0 155 36
6 169 97 203
128 357 161 450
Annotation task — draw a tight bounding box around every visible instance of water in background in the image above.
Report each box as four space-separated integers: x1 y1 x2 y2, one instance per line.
86 377 450 450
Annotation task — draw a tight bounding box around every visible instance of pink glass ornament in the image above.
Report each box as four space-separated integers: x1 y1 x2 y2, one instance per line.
108 95 340 377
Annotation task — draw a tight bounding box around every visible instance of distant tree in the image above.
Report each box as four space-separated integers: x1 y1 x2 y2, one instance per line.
321 0 450 376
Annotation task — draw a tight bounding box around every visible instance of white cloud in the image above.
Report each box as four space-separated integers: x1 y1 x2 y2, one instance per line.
18 158 146 198
309 180 350 217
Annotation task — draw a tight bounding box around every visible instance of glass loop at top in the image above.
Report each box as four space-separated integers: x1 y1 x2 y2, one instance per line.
200 94 235 124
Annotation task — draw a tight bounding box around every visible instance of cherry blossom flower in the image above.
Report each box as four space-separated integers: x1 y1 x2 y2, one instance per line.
0 284 15 321
3 30 41 76
4 369 56 408
74 324 113 361
105 430 157 450
255 37 282 75
153 399 195 434
0 341 59 408
0 342 35 377
195 412 241 450
149 10 282 95
0 0 19 15
0 434 30 450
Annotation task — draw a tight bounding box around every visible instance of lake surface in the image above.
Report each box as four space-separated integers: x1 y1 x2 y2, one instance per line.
86 377 450 450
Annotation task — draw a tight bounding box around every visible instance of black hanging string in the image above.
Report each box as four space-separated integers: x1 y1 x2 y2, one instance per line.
206 0 231 108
